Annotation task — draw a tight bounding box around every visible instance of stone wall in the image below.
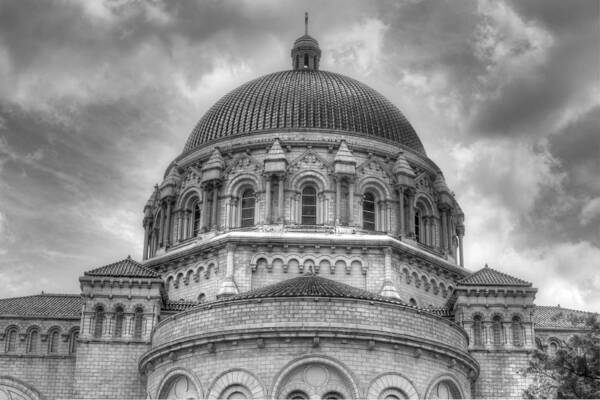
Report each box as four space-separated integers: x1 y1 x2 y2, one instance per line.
145 338 472 399
73 341 149 399
150 298 469 350
471 351 531 398
0 317 79 399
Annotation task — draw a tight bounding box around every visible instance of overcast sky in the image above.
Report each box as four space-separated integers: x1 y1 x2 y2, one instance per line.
0 0 598 311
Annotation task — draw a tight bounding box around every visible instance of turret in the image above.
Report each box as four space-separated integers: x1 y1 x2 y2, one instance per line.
291 13 321 70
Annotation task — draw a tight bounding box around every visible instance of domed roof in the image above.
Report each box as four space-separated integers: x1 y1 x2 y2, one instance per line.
183 70 425 154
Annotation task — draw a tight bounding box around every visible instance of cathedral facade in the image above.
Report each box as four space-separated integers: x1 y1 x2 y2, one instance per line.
0 27 592 400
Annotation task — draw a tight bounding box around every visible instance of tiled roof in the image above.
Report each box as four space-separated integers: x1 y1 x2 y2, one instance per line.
162 300 197 313
458 266 531 287
84 256 160 278
184 70 425 154
534 305 594 329
222 274 450 318
0 294 82 318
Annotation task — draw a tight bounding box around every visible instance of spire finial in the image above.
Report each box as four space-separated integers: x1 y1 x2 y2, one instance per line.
305 12 308 35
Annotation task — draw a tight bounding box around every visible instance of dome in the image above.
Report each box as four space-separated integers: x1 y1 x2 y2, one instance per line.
183 70 425 154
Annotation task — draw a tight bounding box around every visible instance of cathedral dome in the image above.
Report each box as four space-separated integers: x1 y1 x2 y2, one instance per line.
183 69 425 154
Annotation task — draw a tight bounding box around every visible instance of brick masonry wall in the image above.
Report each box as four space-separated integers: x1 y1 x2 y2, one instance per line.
73 341 150 399
145 338 472 398
471 351 531 398
0 355 76 398
151 298 468 351
0 317 79 399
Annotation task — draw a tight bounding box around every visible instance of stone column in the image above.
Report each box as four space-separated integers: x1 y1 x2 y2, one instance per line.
211 185 219 230
163 200 172 246
218 243 239 298
386 201 393 234
335 178 341 225
278 175 285 223
380 247 400 298
407 189 415 237
397 187 405 237
200 185 209 231
447 212 453 256
457 225 465 267
348 180 355 226
264 176 272 224
142 219 150 260
440 208 448 251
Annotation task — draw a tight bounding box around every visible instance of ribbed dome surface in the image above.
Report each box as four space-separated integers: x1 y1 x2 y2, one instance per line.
184 70 425 154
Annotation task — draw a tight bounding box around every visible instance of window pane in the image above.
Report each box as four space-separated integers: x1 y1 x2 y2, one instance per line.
301 187 317 225
363 192 375 230
241 189 255 227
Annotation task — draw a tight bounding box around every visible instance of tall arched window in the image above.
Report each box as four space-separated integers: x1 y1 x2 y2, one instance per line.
301 187 317 225
192 202 201 237
304 53 309 67
27 329 39 353
114 306 124 337
69 330 79 354
48 330 59 353
93 305 104 338
241 189 256 227
28 330 39 353
133 307 144 339
512 316 523 346
5 328 17 353
492 315 503 345
473 315 483 346
414 210 421 242
363 192 376 230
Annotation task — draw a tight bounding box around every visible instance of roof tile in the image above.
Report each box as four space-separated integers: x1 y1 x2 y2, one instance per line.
84 256 160 278
458 266 531 287
534 305 594 329
0 294 82 318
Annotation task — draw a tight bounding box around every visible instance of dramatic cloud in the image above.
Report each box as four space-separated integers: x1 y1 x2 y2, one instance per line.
0 0 598 310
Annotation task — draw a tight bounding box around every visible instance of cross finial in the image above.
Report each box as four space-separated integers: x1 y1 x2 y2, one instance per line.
305 12 308 35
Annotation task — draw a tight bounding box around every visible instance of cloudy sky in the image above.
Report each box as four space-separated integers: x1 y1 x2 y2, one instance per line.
0 0 598 311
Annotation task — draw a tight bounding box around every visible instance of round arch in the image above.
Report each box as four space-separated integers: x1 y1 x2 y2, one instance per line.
357 176 392 200
0 376 42 400
366 372 419 399
156 367 203 399
270 355 360 400
207 369 266 399
424 374 466 399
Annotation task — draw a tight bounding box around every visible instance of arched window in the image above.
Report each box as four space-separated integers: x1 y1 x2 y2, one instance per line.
304 53 309 67
197 293 206 303
301 186 317 225
5 328 17 353
492 315 503 345
27 330 39 353
69 330 79 354
93 305 104 338
414 210 421 242
27 329 39 353
48 330 60 353
192 202 201 237
409 298 417 307
430 380 461 399
287 391 309 400
295 55 300 70
114 306 124 337
549 340 559 355
363 192 376 230
241 189 256 227
323 392 344 400
133 307 144 339
512 316 523 346
473 315 483 346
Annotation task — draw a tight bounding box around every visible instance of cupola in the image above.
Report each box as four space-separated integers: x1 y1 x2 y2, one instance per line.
291 13 321 70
